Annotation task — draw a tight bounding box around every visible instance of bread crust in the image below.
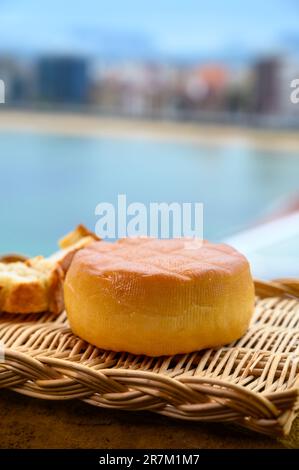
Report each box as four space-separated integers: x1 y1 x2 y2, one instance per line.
0 225 99 315
0 263 64 314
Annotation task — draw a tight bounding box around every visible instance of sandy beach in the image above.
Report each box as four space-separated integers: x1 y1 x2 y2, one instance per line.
0 109 299 153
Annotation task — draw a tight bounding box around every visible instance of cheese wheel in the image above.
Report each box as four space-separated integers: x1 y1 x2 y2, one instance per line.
64 238 255 356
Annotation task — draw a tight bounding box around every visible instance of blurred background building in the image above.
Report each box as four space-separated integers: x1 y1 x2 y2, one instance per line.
1 53 299 127
37 56 89 104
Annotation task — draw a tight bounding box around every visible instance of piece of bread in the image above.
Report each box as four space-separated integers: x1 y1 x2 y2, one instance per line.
0 225 99 314
49 224 100 274
64 238 255 356
0 257 65 314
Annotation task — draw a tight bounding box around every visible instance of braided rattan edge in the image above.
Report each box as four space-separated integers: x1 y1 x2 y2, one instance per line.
0 278 299 438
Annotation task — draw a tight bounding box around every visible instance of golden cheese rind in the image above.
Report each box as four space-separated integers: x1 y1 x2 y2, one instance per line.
64 238 255 356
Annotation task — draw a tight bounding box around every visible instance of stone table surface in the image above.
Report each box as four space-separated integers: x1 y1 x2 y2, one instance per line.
0 390 284 449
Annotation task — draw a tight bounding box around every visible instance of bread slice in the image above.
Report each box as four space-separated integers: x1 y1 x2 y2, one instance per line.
0 225 99 314
0 257 64 314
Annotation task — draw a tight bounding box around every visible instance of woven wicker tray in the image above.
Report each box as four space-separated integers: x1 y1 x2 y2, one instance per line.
0 278 298 438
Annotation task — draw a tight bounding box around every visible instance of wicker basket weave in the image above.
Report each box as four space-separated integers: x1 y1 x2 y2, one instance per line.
0 278 298 438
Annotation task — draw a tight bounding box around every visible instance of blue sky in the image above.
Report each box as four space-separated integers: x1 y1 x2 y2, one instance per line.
0 0 298 60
